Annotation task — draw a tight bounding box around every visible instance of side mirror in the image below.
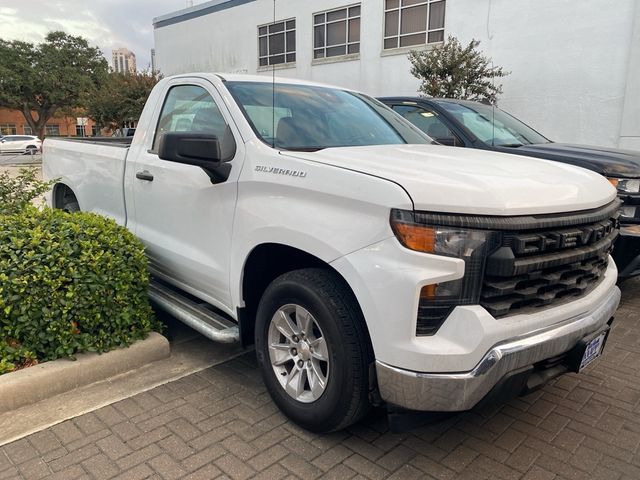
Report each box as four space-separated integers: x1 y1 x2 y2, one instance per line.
158 132 222 168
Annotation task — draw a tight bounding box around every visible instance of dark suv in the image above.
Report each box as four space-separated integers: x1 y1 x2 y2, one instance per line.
379 97 640 279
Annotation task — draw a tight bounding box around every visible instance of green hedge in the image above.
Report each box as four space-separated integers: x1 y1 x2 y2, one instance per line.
0 207 159 374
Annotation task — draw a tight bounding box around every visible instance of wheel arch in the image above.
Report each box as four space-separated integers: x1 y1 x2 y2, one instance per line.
51 183 79 210
237 242 373 352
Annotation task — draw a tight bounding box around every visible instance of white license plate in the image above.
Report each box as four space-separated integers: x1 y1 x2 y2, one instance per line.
579 332 607 371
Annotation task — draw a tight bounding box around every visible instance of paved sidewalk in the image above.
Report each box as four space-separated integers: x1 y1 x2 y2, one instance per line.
1 280 639 480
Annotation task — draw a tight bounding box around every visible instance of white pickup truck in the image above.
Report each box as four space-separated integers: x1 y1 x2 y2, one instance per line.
44 74 621 432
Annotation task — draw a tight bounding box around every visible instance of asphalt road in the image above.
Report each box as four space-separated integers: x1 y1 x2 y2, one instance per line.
0 152 42 166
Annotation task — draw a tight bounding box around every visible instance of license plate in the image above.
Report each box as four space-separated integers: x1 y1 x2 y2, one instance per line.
579 332 607 371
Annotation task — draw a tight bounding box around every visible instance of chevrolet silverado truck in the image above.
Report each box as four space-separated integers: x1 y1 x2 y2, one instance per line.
43 74 621 432
379 96 640 279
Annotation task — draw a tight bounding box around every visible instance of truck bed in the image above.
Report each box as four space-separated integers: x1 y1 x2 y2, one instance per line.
42 137 130 225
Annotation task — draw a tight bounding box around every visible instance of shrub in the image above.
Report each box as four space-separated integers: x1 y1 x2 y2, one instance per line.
0 168 54 216
0 207 160 373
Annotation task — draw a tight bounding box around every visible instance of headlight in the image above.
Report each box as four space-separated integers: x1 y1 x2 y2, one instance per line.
390 209 501 335
608 177 640 194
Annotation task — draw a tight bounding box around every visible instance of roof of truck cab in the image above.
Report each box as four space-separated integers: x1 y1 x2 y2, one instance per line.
166 72 354 92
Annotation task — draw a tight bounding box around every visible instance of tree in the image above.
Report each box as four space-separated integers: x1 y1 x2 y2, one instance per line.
0 31 108 139
408 36 510 104
87 70 162 131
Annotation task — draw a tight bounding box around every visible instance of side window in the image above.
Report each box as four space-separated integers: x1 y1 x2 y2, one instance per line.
152 85 230 153
392 105 461 146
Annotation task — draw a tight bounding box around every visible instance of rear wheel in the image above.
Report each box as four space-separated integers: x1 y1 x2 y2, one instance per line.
255 268 372 432
25 145 38 155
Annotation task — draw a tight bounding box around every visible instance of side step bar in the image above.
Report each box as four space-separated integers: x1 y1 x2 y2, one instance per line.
148 281 240 344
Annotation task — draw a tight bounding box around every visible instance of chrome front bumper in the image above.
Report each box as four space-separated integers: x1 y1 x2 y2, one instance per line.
376 286 621 412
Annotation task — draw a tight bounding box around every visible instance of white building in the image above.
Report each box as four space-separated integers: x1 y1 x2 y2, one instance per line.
112 48 137 74
153 0 640 149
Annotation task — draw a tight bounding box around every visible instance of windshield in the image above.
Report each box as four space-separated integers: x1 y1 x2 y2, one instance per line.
226 81 433 151
437 102 550 147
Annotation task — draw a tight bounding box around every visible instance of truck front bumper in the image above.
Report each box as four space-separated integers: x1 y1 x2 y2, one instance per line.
376 285 620 412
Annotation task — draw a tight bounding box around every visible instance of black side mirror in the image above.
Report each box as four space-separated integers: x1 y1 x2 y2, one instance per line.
158 132 222 168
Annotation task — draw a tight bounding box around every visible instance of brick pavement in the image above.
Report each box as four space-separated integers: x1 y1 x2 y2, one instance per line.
1 280 640 480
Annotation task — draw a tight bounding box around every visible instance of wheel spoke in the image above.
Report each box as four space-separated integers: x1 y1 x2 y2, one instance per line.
286 365 306 399
310 337 329 361
274 310 298 340
269 343 292 366
307 360 326 398
269 342 291 351
296 305 313 336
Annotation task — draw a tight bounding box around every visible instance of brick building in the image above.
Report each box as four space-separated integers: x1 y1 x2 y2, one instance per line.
0 108 101 138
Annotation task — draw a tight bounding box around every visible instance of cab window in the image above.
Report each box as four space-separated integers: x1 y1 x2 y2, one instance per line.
152 85 231 153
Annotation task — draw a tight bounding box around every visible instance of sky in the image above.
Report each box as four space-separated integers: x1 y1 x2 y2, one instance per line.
0 1 194 70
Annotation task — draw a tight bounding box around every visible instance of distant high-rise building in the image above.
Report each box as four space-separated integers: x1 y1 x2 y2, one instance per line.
151 48 157 73
112 48 137 74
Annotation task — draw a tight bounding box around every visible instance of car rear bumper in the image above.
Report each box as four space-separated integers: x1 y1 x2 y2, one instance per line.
375 285 620 412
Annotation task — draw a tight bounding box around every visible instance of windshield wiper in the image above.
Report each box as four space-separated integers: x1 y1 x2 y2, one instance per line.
497 143 524 148
280 146 327 152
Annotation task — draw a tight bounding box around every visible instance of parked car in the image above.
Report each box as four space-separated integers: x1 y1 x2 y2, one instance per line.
44 74 620 432
112 127 136 137
0 135 42 154
379 97 640 278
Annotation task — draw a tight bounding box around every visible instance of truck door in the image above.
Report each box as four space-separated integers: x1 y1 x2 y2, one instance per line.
126 79 243 315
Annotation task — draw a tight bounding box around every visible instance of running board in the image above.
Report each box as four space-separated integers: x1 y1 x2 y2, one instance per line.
148 281 239 344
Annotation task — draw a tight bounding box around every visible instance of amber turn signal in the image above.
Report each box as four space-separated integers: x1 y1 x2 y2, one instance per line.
391 222 436 253
420 284 438 299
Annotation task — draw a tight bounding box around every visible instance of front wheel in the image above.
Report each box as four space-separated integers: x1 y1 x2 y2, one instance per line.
255 268 373 432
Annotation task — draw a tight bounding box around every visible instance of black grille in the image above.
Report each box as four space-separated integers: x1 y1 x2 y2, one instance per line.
481 216 618 318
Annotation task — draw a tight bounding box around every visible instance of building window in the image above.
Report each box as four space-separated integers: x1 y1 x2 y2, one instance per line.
384 0 445 50
0 124 17 135
45 124 61 136
75 125 85 137
258 19 296 66
91 125 98 137
23 125 33 135
313 5 361 59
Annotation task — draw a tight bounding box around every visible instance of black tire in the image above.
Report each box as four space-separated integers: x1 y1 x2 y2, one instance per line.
255 268 373 432
61 193 80 212
24 145 38 155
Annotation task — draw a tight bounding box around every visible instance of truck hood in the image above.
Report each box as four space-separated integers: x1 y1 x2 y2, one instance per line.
498 143 640 178
283 144 616 215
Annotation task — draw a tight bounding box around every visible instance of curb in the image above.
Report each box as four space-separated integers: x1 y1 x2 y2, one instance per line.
0 332 170 412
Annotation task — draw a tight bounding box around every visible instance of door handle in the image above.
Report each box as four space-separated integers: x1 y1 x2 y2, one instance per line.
136 170 154 182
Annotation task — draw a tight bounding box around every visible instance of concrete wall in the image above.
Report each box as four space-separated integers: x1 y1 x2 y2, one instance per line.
446 0 638 147
619 0 640 150
154 0 639 148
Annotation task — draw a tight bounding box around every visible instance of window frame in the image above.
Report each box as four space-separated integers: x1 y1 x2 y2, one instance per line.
383 0 446 50
0 124 17 136
312 4 361 61
258 18 296 67
45 124 60 136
